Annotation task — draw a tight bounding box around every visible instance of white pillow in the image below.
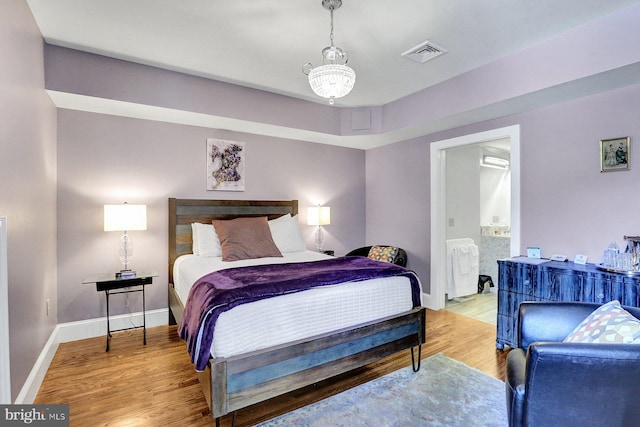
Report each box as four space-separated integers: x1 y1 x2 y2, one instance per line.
191 222 222 257
191 223 200 255
268 213 292 224
268 214 306 253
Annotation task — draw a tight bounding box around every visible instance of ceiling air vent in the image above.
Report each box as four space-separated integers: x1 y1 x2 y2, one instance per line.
401 40 447 63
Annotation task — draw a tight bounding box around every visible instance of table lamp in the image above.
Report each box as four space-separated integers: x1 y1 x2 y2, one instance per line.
307 205 330 252
104 203 147 276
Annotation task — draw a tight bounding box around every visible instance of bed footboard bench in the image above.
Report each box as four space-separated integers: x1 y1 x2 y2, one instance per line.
203 307 425 419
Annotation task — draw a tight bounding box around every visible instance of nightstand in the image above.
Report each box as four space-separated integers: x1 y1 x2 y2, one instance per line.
83 271 158 351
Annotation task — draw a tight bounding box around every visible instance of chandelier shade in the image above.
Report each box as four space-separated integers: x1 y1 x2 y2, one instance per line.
303 0 355 105
308 64 356 100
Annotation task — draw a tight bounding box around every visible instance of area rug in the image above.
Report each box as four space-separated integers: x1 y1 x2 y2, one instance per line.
257 353 507 427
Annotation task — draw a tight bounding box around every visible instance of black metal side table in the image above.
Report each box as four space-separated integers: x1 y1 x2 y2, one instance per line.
83 271 157 351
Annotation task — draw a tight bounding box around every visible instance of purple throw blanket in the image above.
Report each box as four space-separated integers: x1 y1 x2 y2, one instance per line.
178 256 421 371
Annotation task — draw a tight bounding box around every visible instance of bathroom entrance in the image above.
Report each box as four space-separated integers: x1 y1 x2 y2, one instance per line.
428 125 521 317
442 140 511 323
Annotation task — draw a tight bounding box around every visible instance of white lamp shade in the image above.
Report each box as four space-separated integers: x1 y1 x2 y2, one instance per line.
307 206 331 226
104 204 147 231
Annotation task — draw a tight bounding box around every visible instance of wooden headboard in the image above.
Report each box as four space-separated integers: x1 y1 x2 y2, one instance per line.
167 198 298 284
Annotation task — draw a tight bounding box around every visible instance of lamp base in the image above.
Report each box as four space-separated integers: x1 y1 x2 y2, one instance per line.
315 226 325 252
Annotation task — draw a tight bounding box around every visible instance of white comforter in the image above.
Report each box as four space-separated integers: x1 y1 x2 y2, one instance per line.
174 251 419 358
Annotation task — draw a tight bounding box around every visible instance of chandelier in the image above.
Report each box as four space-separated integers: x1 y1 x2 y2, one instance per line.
303 0 355 105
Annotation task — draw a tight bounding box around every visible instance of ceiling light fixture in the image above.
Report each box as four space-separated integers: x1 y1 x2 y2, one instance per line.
302 0 355 105
482 155 510 169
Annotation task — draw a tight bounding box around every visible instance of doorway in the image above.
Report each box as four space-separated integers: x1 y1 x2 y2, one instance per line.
442 140 510 323
427 125 521 311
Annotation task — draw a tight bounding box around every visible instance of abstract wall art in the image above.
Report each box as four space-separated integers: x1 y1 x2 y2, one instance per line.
206 138 245 191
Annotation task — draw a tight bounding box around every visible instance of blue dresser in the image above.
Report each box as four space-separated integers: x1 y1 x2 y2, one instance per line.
496 258 640 349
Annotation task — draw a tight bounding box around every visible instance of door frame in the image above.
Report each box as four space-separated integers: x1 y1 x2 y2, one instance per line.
0 217 10 403
426 125 521 310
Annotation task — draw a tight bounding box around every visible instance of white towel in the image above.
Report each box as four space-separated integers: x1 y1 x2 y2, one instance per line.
469 245 479 267
446 239 480 298
454 247 470 273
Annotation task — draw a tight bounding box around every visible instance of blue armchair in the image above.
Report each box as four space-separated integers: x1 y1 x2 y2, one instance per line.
506 301 640 427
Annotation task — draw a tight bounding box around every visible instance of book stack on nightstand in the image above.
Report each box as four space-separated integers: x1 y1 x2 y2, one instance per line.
116 270 137 279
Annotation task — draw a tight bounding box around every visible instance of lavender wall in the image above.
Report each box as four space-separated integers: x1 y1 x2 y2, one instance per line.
365 138 431 289
44 45 342 136
56 110 365 323
518 85 640 259
0 0 58 401
367 83 640 294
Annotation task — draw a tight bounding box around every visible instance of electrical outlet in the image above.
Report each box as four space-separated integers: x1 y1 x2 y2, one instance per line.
448 218 455 227
46 298 50 316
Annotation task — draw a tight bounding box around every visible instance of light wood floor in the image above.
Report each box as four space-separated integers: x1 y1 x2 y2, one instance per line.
445 290 498 325
35 309 508 426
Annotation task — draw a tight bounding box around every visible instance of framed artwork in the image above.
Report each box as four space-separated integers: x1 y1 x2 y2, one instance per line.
600 137 629 172
206 138 245 191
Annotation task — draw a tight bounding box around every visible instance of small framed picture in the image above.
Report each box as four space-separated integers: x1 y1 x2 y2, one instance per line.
600 137 629 172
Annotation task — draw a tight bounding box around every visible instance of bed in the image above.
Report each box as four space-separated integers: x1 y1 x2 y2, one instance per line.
167 198 426 425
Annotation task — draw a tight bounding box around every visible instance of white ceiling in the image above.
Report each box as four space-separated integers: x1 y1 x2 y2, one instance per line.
26 0 640 108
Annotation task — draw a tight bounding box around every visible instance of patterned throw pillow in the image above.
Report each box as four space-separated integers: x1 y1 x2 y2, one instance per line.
564 300 640 344
368 246 399 264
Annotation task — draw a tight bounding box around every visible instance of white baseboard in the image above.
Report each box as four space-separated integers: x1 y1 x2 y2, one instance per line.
15 308 169 404
55 308 169 343
422 292 440 310
14 326 59 404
